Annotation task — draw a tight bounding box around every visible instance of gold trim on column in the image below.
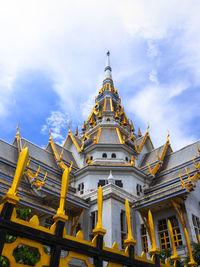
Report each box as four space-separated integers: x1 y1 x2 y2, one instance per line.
116 128 123 144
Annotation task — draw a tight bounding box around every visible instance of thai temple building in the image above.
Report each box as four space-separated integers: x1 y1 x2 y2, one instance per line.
0 51 200 263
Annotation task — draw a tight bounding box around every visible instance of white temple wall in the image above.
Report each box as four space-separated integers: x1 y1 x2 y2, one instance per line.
185 181 200 243
74 169 145 197
87 147 133 164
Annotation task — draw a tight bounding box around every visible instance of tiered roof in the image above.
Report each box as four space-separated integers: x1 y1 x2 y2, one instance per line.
0 51 200 216
64 51 152 157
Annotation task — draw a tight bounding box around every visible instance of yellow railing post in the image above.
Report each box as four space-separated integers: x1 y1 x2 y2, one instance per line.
124 199 136 246
184 227 197 267
92 186 106 236
2 147 29 204
53 167 70 222
148 210 160 255
167 219 180 266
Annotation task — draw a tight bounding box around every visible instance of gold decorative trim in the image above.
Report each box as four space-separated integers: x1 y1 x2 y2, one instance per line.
116 128 123 144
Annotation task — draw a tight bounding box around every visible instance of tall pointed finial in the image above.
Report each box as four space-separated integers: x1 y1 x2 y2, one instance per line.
168 219 180 263
104 50 112 79
124 199 136 246
148 210 160 255
16 123 19 136
92 186 106 236
3 147 29 204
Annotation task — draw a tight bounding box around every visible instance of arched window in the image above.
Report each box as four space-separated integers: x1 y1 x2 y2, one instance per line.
125 156 128 162
106 118 110 121
102 153 107 158
111 153 116 158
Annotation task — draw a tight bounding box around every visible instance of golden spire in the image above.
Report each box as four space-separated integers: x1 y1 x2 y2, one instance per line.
122 116 127 125
67 121 71 133
130 156 135 166
82 121 86 131
75 127 78 136
16 123 20 137
138 128 142 137
115 110 119 119
49 129 52 140
130 121 134 131
167 131 170 142
86 155 91 164
98 110 102 119
16 123 21 154
89 116 94 125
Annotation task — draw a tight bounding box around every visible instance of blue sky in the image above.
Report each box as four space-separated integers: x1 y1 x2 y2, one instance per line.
0 0 200 151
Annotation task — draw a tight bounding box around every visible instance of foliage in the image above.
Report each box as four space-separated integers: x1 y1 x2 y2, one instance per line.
159 248 172 264
192 243 200 265
13 245 40 266
5 234 16 243
0 256 9 267
43 246 49 254
16 207 31 221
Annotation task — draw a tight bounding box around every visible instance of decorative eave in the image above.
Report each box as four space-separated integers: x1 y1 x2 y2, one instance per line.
82 142 138 155
134 125 154 153
73 163 147 178
48 130 73 171
147 133 171 177
63 129 82 153
179 158 200 192
133 187 187 211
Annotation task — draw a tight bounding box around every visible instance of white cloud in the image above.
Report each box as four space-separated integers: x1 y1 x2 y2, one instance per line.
41 111 69 141
149 70 158 83
0 0 200 149
127 82 195 150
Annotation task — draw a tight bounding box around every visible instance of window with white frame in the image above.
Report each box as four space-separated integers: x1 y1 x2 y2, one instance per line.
98 179 108 188
192 214 200 241
157 216 183 249
141 224 148 252
136 184 142 196
77 182 84 195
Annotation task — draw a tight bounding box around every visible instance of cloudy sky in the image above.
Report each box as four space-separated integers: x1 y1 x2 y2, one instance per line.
0 0 200 151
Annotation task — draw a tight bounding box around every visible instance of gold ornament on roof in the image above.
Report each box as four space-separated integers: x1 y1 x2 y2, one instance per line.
138 128 142 137
75 127 78 136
